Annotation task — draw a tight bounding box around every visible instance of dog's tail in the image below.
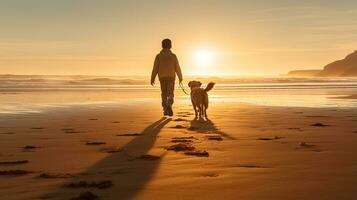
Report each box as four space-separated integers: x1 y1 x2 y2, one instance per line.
204 82 215 92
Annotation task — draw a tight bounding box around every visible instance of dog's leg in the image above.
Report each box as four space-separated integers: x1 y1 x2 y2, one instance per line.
204 106 207 119
198 106 201 118
202 104 205 118
191 99 198 117
192 104 197 117
200 104 204 118
197 104 200 118
204 100 208 119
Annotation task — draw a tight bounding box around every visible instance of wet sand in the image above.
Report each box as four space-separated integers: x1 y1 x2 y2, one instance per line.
0 101 356 200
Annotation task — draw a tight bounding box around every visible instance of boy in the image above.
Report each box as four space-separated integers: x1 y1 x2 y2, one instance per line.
151 39 183 116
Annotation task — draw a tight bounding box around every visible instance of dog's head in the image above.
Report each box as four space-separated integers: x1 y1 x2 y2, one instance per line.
188 81 202 89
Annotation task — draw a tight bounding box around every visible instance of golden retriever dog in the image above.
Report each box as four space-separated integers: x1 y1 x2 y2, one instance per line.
188 81 215 118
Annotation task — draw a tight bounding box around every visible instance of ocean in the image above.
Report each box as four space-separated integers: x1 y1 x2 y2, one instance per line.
1 75 357 114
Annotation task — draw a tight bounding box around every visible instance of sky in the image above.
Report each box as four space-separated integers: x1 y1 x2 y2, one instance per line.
0 0 357 76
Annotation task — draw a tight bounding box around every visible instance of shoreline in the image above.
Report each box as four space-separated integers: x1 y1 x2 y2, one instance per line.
1 88 357 115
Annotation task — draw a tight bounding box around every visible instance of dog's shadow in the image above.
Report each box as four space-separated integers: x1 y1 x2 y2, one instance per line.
189 117 235 140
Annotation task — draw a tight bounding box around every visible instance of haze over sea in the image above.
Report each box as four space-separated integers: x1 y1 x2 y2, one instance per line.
1 75 357 114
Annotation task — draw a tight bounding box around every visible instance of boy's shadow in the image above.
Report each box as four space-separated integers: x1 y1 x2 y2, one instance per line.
190 117 235 140
41 117 171 200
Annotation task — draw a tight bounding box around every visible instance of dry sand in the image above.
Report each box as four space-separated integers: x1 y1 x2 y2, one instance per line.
0 101 356 200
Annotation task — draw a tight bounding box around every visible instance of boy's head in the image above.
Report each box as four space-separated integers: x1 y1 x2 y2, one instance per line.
162 39 172 49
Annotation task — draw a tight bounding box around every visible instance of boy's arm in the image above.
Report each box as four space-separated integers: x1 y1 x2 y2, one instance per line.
151 55 159 85
174 55 183 83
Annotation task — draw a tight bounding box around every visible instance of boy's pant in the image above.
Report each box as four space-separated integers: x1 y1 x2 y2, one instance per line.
160 80 175 111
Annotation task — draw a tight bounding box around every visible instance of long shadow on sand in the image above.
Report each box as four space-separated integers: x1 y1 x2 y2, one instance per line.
190 117 235 140
41 117 171 200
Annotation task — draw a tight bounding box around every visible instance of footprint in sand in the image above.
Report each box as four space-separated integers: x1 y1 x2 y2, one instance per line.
207 135 223 141
65 130 81 133
138 154 161 160
172 136 198 140
257 136 283 141
184 150 209 157
61 128 74 131
310 122 330 127
171 139 194 143
0 160 29 165
0 170 34 176
37 172 76 179
22 145 41 152
64 180 113 189
61 128 81 133
167 143 196 151
99 147 122 153
116 133 142 136
85 142 106 145
240 165 261 168
203 173 219 177
167 143 210 157
298 142 323 152
0 132 15 135
299 142 316 148
71 192 98 200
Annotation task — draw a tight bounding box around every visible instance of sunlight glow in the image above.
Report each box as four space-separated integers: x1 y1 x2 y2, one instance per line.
195 49 215 67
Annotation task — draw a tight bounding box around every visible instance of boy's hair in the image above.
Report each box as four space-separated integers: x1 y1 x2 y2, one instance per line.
162 39 172 49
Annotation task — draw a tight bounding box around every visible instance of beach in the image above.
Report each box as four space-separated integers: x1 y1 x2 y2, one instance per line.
0 80 356 200
2 0 357 199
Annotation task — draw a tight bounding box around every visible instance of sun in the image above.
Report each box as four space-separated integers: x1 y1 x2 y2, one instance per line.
195 49 214 67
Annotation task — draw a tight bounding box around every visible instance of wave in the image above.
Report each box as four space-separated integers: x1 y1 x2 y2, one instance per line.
1 74 357 90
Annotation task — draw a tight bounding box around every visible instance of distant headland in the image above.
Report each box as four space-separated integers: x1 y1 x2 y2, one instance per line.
288 50 357 77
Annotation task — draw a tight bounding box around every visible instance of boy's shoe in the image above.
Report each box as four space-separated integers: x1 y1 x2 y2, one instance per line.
167 106 173 116
163 107 169 116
